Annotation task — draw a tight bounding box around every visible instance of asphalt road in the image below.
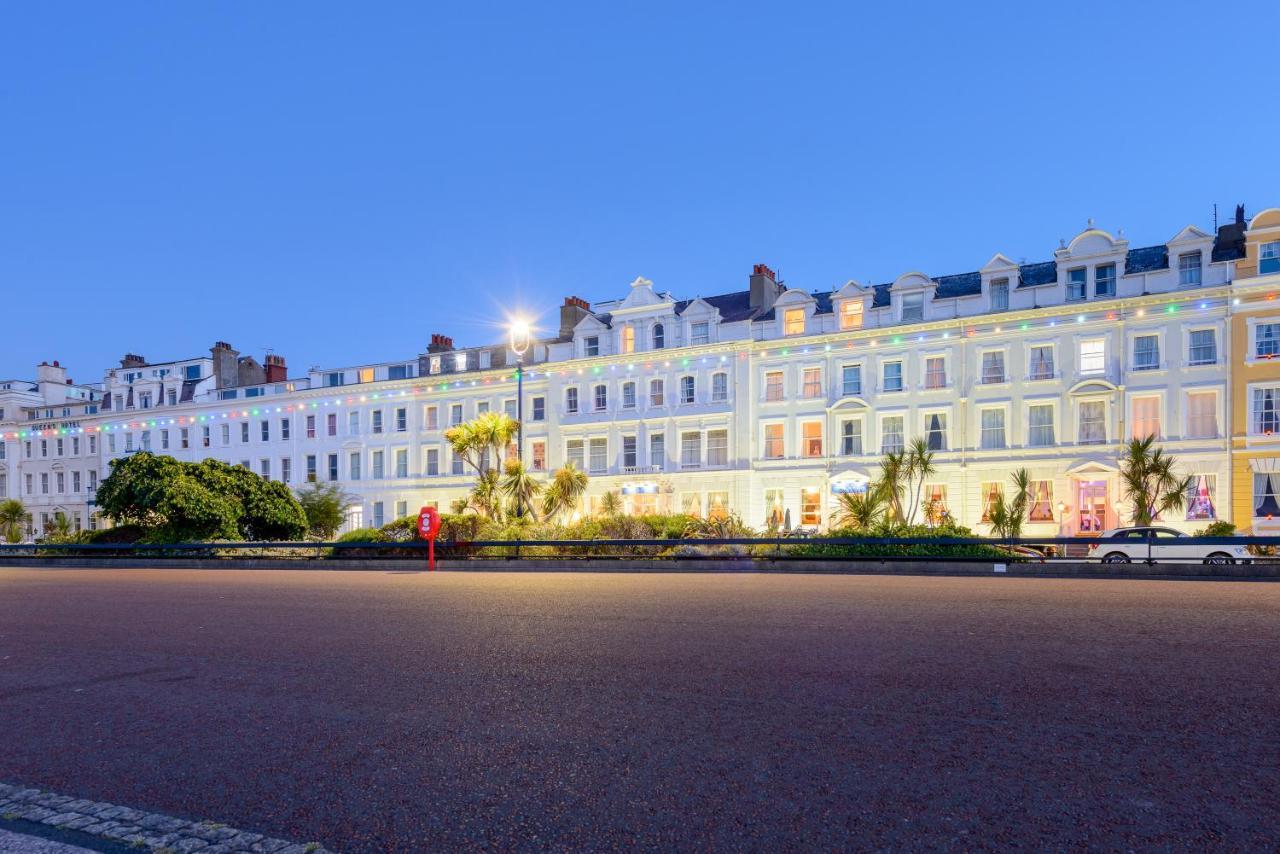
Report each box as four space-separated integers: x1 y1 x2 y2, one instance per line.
1 569 1278 851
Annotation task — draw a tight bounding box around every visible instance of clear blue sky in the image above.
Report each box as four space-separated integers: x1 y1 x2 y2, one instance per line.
2 1 1277 382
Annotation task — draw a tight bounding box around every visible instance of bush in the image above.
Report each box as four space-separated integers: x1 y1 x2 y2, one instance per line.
640 514 698 540
379 515 420 542
788 524 1008 560
1195 521 1237 537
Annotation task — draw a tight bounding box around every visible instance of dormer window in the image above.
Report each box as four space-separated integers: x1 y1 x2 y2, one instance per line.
1067 268 1087 301
839 301 863 330
1095 264 1116 298
622 327 635 354
1178 251 1202 286
584 336 599 357
783 309 805 336
991 278 1009 311
429 356 441 374
900 293 924 323
653 324 665 349
454 352 468 371
691 322 710 345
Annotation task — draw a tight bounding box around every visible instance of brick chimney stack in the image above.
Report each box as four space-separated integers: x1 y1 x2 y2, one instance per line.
427 334 455 353
560 296 592 338
264 354 287 383
120 354 147 369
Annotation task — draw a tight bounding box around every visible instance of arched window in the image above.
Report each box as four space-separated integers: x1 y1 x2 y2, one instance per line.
653 323 665 349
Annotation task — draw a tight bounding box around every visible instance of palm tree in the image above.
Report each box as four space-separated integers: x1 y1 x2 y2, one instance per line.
541 462 589 522
468 469 504 522
830 486 887 531
902 438 937 526
877 450 907 523
988 468 1032 540
445 412 519 479
1119 436 1193 526
500 459 542 521
599 490 623 517
44 511 75 543
0 499 29 544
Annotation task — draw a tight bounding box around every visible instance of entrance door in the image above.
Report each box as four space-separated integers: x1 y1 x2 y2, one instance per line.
1077 480 1109 534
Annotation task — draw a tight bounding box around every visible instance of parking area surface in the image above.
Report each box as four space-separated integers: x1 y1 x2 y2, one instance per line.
1 568 1278 850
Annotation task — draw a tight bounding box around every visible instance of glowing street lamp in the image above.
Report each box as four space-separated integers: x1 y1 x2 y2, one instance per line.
509 319 532 518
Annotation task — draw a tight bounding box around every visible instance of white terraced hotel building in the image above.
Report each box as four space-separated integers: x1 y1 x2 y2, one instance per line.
2 209 1270 539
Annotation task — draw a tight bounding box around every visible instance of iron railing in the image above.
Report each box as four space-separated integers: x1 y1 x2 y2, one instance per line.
0 534 1276 564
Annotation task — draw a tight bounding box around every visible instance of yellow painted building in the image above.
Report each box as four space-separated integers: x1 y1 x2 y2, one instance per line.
1229 207 1280 532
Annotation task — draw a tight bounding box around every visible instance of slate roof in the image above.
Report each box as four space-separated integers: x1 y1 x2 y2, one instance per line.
1017 261 1057 288
672 291 757 323
1125 245 1169 274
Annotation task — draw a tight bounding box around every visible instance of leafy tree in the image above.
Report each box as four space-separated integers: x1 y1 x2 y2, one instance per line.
445 412 519 478
541 462 589 521
0 499 30 543
97 452 307 542
295 481 356 540
1119 436 1193 526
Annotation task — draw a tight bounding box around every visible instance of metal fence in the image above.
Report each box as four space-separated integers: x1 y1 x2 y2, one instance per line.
0 534 1276 564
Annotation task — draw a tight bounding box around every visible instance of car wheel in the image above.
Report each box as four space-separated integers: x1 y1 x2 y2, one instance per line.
1102 552 1130 564
1204 552 1234 566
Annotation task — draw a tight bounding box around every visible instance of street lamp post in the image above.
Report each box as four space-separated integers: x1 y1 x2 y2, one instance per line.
509 320 531 518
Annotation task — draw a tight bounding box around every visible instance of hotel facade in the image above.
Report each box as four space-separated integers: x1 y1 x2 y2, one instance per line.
5 207 1280 539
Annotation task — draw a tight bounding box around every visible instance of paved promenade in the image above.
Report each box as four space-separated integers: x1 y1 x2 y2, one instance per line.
1 569 1277 850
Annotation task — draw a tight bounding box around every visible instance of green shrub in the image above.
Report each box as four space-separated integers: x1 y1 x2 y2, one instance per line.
379 515 420 542
788 524 1008 560
1195 520 1236 537
640 514 698 540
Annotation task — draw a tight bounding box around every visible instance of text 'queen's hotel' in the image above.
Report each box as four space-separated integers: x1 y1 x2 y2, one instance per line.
5 206 1280 538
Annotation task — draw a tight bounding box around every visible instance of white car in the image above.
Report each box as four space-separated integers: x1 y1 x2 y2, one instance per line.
1088 526 1251 565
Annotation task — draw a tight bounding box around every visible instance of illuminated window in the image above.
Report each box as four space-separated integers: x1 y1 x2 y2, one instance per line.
622 326 635 354
1131 396 1161 440
765 489 785 529
764 371 784 401
1187 391 1218 438
923 485 948 526
802 368 822 398
839 301 863 330
1185 474 1216 520
681 492 702 518
359 367 375 384
707 491 729 521
1079 339 1105 374
531 441 546 472
453 352 467 371
800 488 821 526
784 308 805 336
924 357 946 389
801 421 823 457
764 423 784 459
1028 481 1054 522
649 379 664 407
980 482 1003 522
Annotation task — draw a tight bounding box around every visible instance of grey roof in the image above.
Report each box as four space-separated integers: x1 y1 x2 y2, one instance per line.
934 272 982 299
673 290 757 323
1125 245 1169 274
1017 261 1057 288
